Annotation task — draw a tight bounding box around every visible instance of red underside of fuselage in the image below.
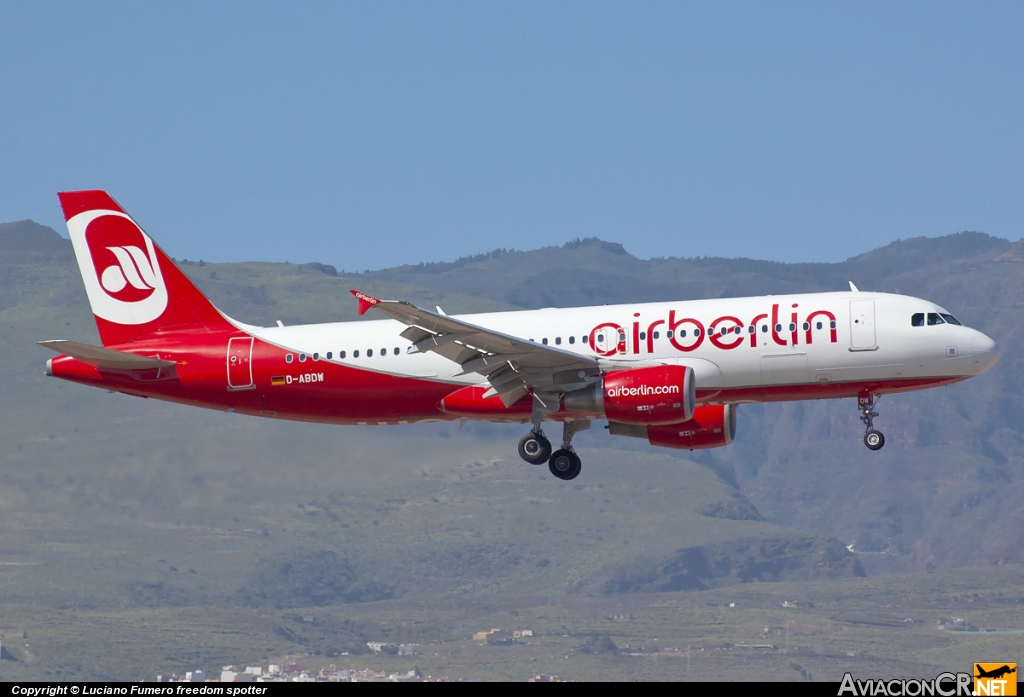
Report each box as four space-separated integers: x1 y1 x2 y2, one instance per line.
47 333 966 426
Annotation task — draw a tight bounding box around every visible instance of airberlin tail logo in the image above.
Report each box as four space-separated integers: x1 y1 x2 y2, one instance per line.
67 209 169 326
100 245 159 298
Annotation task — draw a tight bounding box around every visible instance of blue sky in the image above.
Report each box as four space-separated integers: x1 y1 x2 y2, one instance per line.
1 2 1021 271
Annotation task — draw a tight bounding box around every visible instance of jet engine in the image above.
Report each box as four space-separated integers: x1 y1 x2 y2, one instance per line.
562 365 695 425
607 404 737 450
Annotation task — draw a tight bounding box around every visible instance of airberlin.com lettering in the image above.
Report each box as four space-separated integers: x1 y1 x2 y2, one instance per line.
606 384 680 397
589 303 838 357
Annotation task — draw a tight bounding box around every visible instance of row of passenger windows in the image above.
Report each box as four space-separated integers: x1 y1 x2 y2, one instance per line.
282 318 844 362
537 336 590 345
285 347 402 363
911 312 962 327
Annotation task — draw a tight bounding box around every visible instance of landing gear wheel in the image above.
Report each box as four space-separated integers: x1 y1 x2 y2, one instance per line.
548 449 582 480
864 429 885 451
858 393 884 451
518 432 552 465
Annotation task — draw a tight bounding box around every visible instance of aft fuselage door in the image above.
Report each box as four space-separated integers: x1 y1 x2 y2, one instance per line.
849 300 877 350
227 336 256 390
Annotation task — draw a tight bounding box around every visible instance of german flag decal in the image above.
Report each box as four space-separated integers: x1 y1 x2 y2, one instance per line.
271 376 286 386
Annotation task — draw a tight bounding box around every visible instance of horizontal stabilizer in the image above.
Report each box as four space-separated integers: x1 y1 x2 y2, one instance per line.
38 340 176 370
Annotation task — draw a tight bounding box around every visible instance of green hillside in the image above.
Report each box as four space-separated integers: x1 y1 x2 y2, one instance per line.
1 220 1022 680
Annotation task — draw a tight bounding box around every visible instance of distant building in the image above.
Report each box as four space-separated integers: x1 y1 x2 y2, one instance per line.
367 641 396 653
513 630 533 639
485 630 515 646
473 628 501 643
220 670 237 682
244 666 262 676
398 643 419 656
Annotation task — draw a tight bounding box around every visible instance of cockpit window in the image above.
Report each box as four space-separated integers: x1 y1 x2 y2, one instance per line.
940 313 962 326
927 313 945 325
911 313 925 327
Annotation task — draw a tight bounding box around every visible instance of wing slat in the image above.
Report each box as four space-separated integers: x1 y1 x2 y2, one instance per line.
350 290 601 397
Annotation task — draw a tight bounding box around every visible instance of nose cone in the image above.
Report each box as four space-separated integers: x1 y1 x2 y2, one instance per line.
970 331 999 375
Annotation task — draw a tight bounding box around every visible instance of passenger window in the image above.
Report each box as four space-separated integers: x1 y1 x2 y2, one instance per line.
694 328 701 337
816 322 823 330
679 330 687 338
569 336 575 345
542 338 548 345
802 323 809 331
367 349 374 357
380 347 386 356
285 354 293 363
940 313 962 326
775 324 782 332
911 313 925 327
830 321 836 329
582 335 589 344
789 323 796 332
653 331 660 339
326 352 332 360
313 352 319 361
639 332 646 340
748 326 755 334
340 351 346 359
666 330 673 339
299 353 307 362
597 334 604 342
761 325 768 333
394 347 400 355
353 350 359 358
555 337 562 345
734 326 741 335
927 313 945 325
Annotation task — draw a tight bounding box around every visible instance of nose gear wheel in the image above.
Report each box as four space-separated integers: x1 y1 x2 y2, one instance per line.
858 393 884 451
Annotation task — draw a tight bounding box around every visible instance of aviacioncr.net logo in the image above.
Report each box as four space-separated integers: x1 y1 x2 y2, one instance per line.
67 209 169 326
838 672 973 696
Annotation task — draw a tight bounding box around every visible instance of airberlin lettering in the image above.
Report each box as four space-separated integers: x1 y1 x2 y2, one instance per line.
589 303 838 357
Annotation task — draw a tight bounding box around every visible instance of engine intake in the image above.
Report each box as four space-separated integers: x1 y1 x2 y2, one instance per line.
608 404 737 450
563 365 695 425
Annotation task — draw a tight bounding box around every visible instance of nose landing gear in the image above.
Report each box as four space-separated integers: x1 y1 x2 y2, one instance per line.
859 393 885 451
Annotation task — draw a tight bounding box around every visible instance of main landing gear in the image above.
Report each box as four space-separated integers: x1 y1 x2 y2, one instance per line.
859 393 885 451
517 420 588 480
518 430 552 465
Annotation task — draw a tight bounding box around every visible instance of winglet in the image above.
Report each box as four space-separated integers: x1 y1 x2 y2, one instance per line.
350 289 381 315
849 281 860 292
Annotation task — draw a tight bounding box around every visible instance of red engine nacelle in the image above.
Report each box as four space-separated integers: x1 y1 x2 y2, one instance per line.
563 364 695 426
608 404 737 450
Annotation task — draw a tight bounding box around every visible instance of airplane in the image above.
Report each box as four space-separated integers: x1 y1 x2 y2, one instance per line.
41 190 1000 481
975 665 1016 680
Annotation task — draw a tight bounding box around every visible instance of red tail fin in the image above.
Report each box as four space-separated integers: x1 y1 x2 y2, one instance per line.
58 190 236 346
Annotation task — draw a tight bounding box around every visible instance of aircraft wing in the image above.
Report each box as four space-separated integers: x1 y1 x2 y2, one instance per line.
38 340 177 371
350 290 599 406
